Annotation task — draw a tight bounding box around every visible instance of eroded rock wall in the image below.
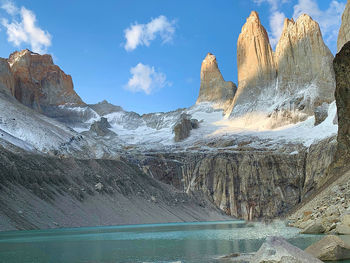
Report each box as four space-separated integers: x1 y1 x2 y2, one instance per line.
137 138 336 220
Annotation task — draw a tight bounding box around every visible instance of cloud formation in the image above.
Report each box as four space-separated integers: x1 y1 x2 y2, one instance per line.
125 63 170 94
1 1 51 54
124 15 176 51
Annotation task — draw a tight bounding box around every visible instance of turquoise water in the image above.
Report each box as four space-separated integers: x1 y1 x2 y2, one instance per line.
0 220 344 263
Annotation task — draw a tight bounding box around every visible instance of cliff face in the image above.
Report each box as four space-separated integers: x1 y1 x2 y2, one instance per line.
228 12 335 124
196 53 236 111
0 58 14 96
275 15 335 111
230 11 276 116
8 49 84 112
334 41 350 169
338 0 350 52
138 137 336 220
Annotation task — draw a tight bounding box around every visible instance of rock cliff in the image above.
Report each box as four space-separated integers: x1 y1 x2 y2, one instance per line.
196 53 236 111
9 49 84 111
137 137 336 220
228 12 335 126
0 58 14 96
334 41 350 170
338 0 350 52
230 11 276 116
275 15 335 112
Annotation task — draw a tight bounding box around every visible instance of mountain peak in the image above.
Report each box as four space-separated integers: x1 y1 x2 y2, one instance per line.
196 53 236 109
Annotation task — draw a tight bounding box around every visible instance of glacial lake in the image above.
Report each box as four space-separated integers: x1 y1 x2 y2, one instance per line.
0 220 348 263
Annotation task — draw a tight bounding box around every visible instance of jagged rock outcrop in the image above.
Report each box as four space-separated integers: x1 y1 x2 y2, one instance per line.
0 58 14 96
9 49 84 112
338 0 350 52
275 15 335 112
228 12 335 125
196 53 236 110
230 11 276 116
173 113 199 142
334 41 350 168
89 117 112 136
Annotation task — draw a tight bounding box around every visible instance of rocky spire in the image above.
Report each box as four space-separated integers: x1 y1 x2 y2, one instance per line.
8 49 84 112
275 14 335 111
196 53 236 109
227 11 335 124
338 0 350 52
229 11 276 116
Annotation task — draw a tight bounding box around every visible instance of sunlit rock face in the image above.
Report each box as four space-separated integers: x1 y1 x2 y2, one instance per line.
196 53 236 111
338 0 350 52
275 15 335 113
9 49 84 111
0 58 15 96
230 11 276 116
228 12 335 128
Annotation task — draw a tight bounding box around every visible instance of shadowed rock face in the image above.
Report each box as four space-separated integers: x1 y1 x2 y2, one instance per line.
338 0 350 52
334 41 350 168
0 58 14 96
8 49 84 111
196 53 236 110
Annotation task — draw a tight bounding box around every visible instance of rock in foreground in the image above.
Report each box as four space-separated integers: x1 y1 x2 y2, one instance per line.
250 236 323 263
305 235 350 261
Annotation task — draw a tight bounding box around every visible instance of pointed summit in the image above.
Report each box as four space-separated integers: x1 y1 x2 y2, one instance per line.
196 53 236 109
229 11 276 116
275 13 335 111
338 0 350 52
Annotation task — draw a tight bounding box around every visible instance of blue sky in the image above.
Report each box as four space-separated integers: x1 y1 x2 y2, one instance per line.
0 0 346 114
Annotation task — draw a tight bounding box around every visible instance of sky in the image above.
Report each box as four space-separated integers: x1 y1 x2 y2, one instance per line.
0 0 346 114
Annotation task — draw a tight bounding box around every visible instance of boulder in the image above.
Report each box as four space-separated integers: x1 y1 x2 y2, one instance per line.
314 103 329 126
305 235 350 261
301 220 325 234
250 236 323 263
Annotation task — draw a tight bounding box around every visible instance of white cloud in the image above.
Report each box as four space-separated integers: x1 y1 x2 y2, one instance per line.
293 0 346 51
1 0 18 15
269 11 286 47
1 1 51 54
125 63 170 94
124 15 176 51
